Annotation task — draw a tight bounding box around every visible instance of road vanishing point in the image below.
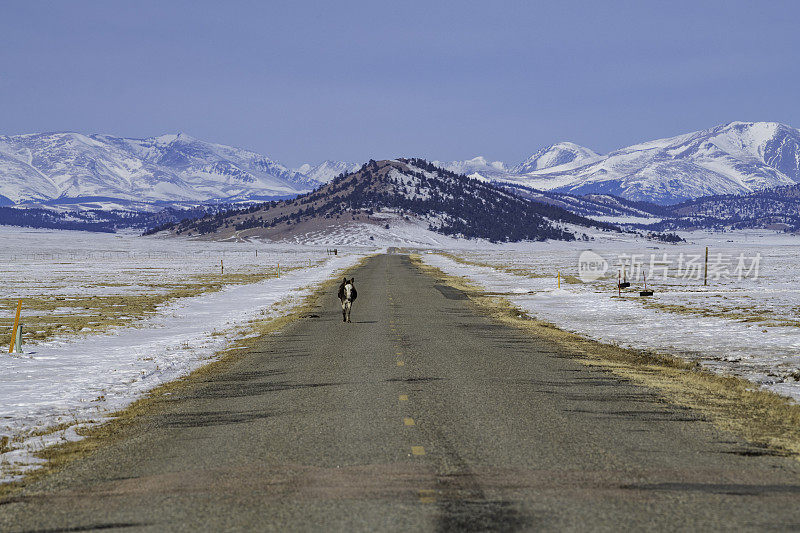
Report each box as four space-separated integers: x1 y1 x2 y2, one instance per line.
3 254 800 532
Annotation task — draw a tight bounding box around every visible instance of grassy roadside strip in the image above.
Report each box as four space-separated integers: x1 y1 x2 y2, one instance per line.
636 298 800 329
437 251 798 328
0 254 373 499
411 254 800 460
0 262 322 348
436 250 582 284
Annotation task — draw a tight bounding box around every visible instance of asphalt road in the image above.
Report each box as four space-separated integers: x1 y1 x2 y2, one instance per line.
4 254 800 532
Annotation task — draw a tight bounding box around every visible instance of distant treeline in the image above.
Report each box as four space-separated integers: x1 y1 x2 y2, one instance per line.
639 183 800 232
0 204 237 234
0 207 115 232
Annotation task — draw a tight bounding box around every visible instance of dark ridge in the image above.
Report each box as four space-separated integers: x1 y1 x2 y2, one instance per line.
639 183 800 232
154 158 629 242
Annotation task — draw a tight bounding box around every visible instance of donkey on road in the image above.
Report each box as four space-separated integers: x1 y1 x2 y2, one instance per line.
338 277 357 323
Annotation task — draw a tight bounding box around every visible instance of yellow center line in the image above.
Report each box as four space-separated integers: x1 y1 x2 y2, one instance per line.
404 417 415 426
397 361 405 366
399 394 408 401
411 446 426 456
419 489 436 503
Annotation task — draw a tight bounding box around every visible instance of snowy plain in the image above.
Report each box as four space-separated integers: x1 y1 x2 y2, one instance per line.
421 229 800 404
5 222 800 484
0 227 372 482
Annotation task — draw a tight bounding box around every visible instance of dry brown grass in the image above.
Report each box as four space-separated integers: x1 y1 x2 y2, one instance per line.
436 251 581 284
0 266 303 348
0 255 372 499
411 254 800 461
438 252 796 326
637 299 800 328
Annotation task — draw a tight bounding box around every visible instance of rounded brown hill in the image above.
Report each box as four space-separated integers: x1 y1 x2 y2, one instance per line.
164 158 616 242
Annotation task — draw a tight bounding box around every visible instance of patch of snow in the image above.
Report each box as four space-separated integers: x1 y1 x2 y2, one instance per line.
0 228 370 482
421 230 800 405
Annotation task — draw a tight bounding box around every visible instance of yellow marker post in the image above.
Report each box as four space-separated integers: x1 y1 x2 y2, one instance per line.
9 300 22 354
558 271 561 289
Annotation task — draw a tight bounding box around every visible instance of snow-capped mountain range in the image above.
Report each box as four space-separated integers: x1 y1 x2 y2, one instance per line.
1 121 799 210
0 132 327 208
431 156 509 180
512 142 601 174
438 122 800 204
295 160 362 183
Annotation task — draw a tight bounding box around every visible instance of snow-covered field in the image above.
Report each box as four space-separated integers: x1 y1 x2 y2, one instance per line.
284 214 468 248
422 230 800 403
6 223 800 484
0 227 371 482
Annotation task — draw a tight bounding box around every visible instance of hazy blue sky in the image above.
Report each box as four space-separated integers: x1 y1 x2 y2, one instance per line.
1 1 798 166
